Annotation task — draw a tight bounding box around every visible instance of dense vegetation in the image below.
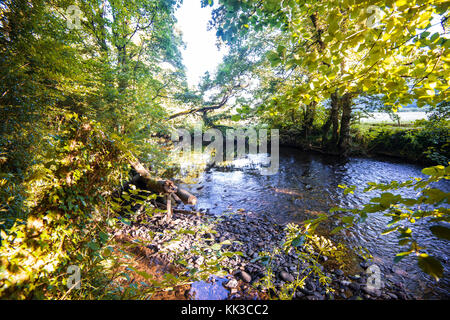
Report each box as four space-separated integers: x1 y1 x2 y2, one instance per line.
0 0 449 299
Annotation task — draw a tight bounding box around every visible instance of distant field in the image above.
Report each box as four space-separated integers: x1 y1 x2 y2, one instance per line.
360 112 427 124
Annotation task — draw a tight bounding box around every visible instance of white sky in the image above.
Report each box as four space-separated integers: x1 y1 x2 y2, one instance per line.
175 1 227 88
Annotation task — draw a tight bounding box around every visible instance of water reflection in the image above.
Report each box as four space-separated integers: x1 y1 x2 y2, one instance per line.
189 276 230 300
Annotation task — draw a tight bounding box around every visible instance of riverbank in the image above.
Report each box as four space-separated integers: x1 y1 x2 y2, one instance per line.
278 123 449 166
116 206 414 300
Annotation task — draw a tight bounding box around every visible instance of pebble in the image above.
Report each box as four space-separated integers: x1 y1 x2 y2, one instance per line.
119 203 413 300
224 278 239 289
280 271 295 282
335 269 345 277
360 261 370 269
238 271 252 283
349 282 360 291
362 286 382 297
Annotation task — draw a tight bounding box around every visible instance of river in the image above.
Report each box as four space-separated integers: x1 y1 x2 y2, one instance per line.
175 147 449 299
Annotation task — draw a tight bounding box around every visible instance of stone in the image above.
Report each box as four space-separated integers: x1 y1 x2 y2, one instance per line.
195 256 204 266
387 292 398 300
238 271 252 283
306 280 316 292
306 293 324 300
224 278 239 289
362 286 382 297
314 292 325 300
335 269 345 277
280 271 295 282
349 282 360 291
360 261 370 269
340 280 351 287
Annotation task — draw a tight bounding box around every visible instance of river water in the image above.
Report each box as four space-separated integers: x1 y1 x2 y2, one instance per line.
176 147 449 299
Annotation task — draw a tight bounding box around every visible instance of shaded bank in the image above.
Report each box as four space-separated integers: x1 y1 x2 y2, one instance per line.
277 124 449 166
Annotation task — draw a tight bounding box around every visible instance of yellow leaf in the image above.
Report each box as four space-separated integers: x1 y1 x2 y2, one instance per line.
395 0 407 8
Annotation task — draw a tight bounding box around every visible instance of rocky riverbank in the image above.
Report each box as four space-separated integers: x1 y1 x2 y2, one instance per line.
116 207 414 300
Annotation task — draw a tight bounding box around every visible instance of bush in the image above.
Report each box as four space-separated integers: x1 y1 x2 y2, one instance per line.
0 113 131 299
307 164 450 281
355 124 450 165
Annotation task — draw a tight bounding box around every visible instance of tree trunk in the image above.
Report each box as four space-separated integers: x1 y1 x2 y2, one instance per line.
321 114 332 147
338 93 353 155
330 91 341 147
117 45 129 94
304 101 316 140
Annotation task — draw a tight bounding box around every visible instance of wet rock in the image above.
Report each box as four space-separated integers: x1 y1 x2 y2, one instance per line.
299 287 314 295
349 275 360 281
280 271 295 282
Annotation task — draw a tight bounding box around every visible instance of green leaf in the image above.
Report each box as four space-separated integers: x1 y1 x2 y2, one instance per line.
421 166 444 176
331 226 344 234
341 216 354 225
430 225 450 240
382 225 399 235
87 241 100 251
291 235 305 247
393 255 407 263
417 255 443 281
231 114 241 121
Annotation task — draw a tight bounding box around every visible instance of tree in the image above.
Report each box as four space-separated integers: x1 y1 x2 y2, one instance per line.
205 0 449 154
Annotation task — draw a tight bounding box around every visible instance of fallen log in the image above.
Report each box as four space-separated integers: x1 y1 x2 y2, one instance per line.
129 160 197 205
170 193 182 204
175 188 197 206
